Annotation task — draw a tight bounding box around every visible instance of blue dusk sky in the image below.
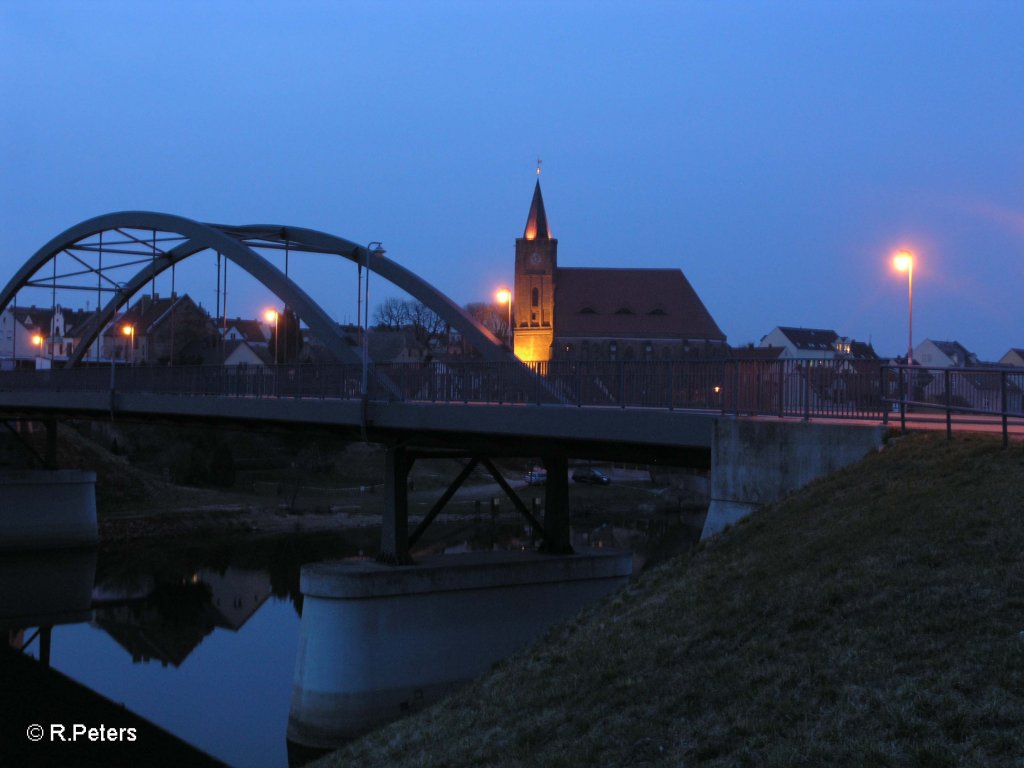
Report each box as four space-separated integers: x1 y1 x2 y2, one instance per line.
2 1 1022 360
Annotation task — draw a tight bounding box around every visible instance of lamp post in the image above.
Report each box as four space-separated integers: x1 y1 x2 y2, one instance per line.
31 334 43 357
495 288 512 347
122 324 135 366
893 250 914 364
264 309 279 364
363 243 384 399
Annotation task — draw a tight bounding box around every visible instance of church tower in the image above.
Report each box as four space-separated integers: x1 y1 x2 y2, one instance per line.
513 178 557 363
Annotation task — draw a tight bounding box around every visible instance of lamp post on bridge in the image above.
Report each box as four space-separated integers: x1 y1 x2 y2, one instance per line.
893 250 914 364
495 288 512 348
264 308 279 364
122 324 135 366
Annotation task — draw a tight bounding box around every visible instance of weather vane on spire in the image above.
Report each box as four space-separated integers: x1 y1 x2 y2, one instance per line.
536 158 542 176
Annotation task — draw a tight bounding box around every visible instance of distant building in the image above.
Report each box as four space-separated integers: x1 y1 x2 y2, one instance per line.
221 318 270 347
759 326 878 362
999 348 1024 367
108 294 216 365
913 339 979 368
0 304 96 368
511 178 726 363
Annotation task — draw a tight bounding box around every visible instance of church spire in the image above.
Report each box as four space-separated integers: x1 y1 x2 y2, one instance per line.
523 178 551 241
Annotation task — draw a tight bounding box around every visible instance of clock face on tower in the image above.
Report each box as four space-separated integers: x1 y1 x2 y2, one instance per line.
530 252 542 266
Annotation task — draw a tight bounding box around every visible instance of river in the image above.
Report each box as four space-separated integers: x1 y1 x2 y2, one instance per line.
2 513 699 767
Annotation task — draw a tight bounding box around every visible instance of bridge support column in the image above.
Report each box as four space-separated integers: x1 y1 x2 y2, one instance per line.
541 455 572 554
379 445 413 565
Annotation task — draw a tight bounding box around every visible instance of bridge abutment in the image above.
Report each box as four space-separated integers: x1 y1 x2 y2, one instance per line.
0 470 98 551
702 418 888 540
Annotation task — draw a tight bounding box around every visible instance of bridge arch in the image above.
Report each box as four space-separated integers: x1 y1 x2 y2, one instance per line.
0 212 513 368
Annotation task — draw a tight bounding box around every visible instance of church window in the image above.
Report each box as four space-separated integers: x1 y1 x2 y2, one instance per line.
531 288 539 308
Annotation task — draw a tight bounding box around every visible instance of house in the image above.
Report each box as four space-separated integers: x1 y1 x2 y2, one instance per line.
913 339 978 368
759 327 879 362
221 318 270 347
0 304 96 368
511 178 727 363
999 349 1024 367
106 294 216 365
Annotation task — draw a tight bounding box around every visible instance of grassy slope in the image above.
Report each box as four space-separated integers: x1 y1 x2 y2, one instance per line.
317 433 1024 768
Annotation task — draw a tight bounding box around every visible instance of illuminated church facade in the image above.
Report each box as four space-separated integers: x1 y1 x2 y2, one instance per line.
512 179 727 364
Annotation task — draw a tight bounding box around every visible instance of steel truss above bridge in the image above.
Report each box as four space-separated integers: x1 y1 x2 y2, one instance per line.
0 211 515 367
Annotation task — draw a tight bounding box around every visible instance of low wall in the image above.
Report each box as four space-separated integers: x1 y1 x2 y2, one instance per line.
0 470 98 550
702 419 887 539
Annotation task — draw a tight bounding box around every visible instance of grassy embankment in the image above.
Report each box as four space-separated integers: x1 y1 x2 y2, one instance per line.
317 433 1024 767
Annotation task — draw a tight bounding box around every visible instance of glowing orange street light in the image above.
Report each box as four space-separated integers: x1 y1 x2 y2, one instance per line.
495 288 512 346
264 308 280 364
892 250 914 364
122 324 135 366
31 334 43 353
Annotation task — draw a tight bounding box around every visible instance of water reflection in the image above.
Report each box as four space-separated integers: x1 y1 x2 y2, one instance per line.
0 512 701 767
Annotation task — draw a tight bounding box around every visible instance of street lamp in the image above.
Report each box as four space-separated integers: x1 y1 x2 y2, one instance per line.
495 288 512 346
264 309 279 364
31 334 43 355
893 250 914 364
122 324 135 366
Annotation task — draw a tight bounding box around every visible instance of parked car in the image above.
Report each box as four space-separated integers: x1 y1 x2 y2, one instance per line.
572 467 611 485
525 468 547 486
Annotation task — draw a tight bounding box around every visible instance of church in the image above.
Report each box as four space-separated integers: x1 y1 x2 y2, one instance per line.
512 178 727 363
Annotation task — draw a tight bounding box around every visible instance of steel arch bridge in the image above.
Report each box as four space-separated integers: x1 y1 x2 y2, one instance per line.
0 211 515 368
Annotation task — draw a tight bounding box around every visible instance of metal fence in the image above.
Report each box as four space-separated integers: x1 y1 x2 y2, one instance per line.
3 360 1024 439
881 364 1024 446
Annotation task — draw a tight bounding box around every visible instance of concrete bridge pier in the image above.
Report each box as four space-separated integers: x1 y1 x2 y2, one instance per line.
0 470 98 551
0 419 98 551
288 549 632 749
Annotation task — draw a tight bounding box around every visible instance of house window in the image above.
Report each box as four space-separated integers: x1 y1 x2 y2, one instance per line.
614 307 634 315
531 288 539 308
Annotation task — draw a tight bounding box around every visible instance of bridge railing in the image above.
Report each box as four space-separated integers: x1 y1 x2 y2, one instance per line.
4 359 1022 433
0 358 887 418
881 364 1024 446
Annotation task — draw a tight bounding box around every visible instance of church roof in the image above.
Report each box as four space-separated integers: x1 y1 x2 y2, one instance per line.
554 268 725 341
523 179 551 240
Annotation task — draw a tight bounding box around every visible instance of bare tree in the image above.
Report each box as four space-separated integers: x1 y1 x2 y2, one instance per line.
373 297 409 330
465 301 508 338
407 301 445 347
